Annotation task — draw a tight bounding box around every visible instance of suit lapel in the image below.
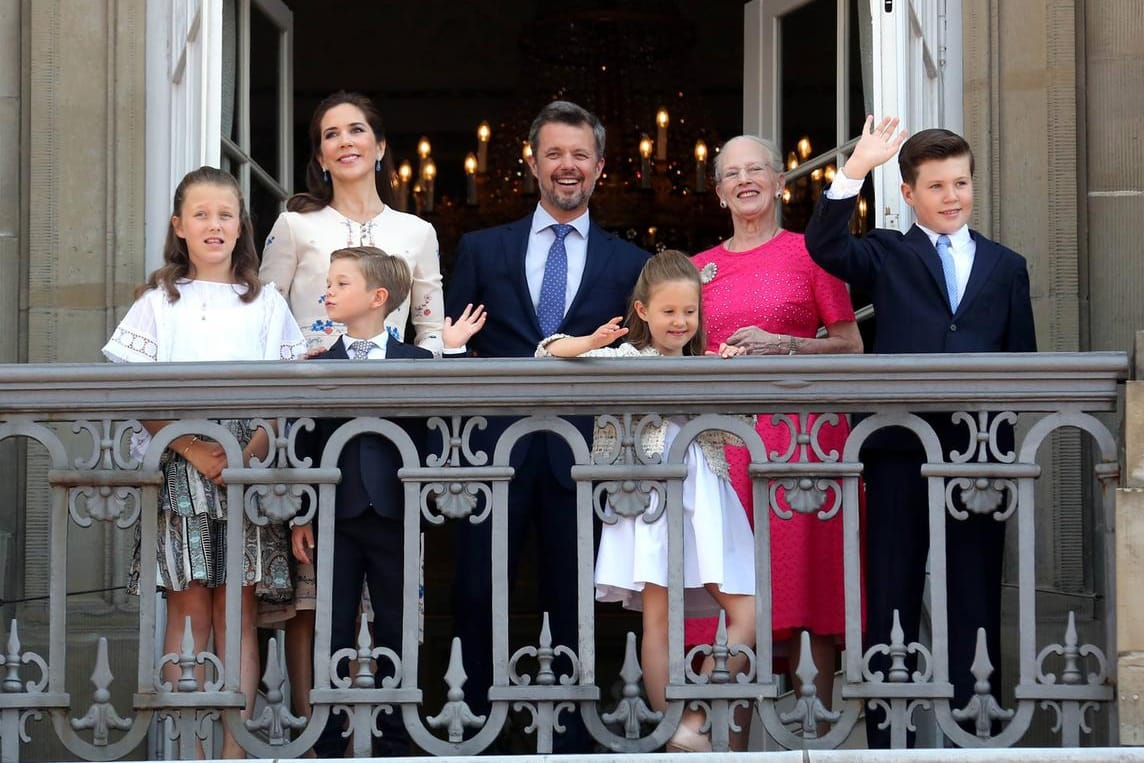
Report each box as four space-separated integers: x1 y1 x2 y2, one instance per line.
905 225 955 313
326 336 349 359
506 217 542 335
956 231 1001 317
564 222 607 326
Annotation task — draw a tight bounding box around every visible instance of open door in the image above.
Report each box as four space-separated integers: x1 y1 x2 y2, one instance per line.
146 0 292 270
744 0 960 231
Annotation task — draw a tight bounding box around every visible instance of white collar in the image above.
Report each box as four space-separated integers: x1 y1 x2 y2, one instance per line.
531 204 590 239
916 222 971 249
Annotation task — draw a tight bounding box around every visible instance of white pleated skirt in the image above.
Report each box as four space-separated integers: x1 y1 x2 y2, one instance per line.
594 421 755 615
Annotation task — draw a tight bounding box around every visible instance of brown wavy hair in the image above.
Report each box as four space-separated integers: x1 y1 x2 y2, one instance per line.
287 91 396 214
624 249 707 356
142 166 260 303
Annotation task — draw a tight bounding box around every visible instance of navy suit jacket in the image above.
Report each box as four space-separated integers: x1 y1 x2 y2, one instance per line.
805 193 1036 450
299 334 430 520
446 213 649 477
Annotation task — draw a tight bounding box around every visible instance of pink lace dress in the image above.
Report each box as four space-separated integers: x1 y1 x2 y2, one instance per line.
688 231 859 646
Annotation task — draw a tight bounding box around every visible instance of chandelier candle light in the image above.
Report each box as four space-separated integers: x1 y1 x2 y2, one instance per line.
639 135 653 189
421 157 436 213
464 153 478 205
522 142 536 193
656 107 669 162
477 121 491 173
694 139 707 193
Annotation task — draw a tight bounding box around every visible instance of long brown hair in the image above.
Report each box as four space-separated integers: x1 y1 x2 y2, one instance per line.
624 249 707 356
287 91 396 214
142 166 260 303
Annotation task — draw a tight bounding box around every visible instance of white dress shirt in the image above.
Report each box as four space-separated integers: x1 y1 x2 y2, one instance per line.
341 332 390 360
524 204 590 315
827 169 976 305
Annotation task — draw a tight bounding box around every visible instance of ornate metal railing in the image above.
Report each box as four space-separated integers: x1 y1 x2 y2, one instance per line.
0 352 1128 759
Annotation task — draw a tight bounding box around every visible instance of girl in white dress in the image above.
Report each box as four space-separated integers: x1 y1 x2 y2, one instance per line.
536 250 755 752
103 166 305 758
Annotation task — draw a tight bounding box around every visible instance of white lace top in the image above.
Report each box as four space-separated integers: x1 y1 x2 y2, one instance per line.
102 280 306 363
535 337 749 478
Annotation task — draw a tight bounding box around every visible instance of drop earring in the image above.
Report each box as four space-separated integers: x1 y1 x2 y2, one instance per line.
719 199 727 209
322 168 330 184
375 158 382 172
775 191 782 199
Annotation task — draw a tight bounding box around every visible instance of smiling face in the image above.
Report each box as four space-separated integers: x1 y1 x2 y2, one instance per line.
171 182 241 281
901 155 974 234
634 278 701 357
318 102 385 185
715 137 783 223
528 122 604 222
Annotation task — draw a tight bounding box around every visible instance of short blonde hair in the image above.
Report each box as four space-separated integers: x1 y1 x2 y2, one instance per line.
330 246 411 315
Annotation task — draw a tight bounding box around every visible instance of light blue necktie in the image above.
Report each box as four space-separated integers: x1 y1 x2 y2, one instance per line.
936 234 959 312
537 224 573 336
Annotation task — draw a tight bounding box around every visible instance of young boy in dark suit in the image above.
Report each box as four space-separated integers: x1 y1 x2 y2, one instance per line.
805 118 1036 747
292 246 484 757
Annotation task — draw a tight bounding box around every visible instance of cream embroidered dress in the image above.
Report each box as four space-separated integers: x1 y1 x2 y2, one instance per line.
102 280 306 597
536 339 756 614
260 205 444 354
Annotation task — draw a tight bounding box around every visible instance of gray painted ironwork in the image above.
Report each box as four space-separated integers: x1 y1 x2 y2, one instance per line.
0 352 1127 758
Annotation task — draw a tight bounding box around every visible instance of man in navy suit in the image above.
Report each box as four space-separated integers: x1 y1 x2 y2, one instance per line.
293 246 483 757
445 100 649 752
804 119 1036 747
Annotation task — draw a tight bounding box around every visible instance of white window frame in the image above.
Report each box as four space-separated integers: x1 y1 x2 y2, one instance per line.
144 0 292 272
744 0 963 231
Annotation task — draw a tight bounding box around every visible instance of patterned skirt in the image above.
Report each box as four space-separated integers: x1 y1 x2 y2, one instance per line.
127 419 293 602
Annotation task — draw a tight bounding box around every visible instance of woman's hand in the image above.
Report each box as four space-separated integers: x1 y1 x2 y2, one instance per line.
291 525 315 565
443 303 487 350
724 325 787 355
182 439 228 484
842 115 910 179
710 343 748 358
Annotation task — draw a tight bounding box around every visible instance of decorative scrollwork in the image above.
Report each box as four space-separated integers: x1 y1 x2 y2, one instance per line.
594 479 665 523
508 613 579 687
600 632 662 738
779 632 841 738
283 417 316 467
946 477 1017 521
329 620 402 690
422 480 491 523
156 616 224 693
70 638 132 745
950 628 1014 738
245 483 312 525
683 611 756 685
949 411 1017 464
1035 611 1108 686
770 477 841 520
807 413 842 462
3 619 49 694
72 418 143 470
427 415 488 467
862 610 933 684
866 697 931 732
246 636 305 744
68 486 140 529
426 638 486 742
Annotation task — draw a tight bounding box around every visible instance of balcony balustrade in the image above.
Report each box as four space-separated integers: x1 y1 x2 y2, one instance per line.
0 352 1129 759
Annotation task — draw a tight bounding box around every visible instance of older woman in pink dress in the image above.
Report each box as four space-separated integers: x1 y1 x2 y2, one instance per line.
689 135 862 733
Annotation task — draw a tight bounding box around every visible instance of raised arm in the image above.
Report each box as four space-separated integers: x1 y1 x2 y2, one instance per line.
839 115 909 181
536 317 629 357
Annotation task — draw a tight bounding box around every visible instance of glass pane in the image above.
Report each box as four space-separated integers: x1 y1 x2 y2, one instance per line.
222 0 238 143
249 2 281 178
251 173 286 259
780 0 837 232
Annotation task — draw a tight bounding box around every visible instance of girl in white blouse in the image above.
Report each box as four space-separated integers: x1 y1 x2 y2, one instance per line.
104 166 305 758
260 91 444 355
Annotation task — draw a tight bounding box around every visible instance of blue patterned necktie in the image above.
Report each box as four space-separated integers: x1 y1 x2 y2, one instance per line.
347 339 375 359
936 234 959 312
537 224 573 336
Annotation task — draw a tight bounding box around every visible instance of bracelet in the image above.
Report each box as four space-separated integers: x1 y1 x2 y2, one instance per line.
180 436 199 457
788 334 797 355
